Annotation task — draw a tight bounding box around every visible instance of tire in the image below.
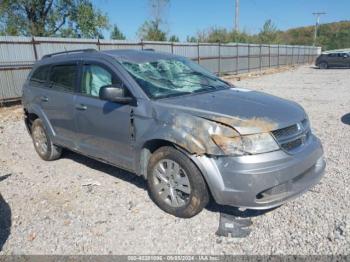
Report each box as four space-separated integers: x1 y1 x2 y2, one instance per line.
31 119 62 161
319 62 328 69
147 146 209 218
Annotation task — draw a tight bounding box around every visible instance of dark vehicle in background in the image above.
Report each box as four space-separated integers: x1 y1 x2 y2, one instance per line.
22 49 326 218
315 51 350 69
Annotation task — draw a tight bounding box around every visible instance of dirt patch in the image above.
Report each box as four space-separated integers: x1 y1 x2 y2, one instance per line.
0 105 23 123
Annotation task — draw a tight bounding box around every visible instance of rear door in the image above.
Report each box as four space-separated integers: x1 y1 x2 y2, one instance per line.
74 61 135 170
40 63 79 148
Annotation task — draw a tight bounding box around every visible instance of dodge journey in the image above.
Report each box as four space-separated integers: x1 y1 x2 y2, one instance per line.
22 49 326 218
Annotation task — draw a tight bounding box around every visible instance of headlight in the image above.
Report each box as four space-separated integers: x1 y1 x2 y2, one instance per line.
211 133 280 155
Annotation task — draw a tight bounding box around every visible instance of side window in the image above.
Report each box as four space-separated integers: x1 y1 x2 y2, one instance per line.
30 66 49 84
50 64 78 92
81 64 121 97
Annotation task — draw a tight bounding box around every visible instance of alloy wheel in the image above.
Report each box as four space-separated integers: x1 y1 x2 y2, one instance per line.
152 159 191 208
32 125 48 156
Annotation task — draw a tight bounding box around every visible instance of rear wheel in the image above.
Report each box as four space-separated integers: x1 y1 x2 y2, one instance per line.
147 146 209 218
31 119 62 161
319 62 328 69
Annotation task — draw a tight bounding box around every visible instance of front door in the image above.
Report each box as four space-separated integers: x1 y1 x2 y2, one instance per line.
74 62 135 170
340 53 350 67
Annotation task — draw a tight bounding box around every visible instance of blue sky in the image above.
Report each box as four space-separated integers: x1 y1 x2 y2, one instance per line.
93 0 350 41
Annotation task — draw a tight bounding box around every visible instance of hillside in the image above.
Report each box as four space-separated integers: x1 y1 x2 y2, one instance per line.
281 21 350 50
190 21 350 51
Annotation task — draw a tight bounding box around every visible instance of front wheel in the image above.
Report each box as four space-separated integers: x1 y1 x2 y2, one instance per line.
147 146 209 218
319 62 328 69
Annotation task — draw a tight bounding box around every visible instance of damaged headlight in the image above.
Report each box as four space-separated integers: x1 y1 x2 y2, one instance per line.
211 133 280 155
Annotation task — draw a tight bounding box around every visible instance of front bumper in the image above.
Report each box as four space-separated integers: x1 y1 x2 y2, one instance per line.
191 134 326 209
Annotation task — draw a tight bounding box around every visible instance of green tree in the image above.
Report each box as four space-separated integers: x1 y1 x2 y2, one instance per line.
74 1 109 38
0 0 109 38
110 25 126 40
230 30 256 43
258 19 281 44
205 27 230 43
189 27 255 44
168 35 179 42
138 20 167 41
186 35 197 42
138 0 169 41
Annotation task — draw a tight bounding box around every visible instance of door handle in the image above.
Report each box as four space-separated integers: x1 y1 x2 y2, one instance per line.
75 104 87 111
40 96 49 102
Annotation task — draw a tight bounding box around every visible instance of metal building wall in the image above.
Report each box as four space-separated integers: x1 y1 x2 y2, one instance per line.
0 36 321 102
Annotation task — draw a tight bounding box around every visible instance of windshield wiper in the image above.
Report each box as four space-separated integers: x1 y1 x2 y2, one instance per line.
157 91 192 99
193 85 226 94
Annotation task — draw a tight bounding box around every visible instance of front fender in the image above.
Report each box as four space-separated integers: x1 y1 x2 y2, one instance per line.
137 112 232 156
142 126 208 155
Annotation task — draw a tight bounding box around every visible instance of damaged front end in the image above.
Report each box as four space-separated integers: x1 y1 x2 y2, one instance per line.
154 110 325 210
158 111 281 157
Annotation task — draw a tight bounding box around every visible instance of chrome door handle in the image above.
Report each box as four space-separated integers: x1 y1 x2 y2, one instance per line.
75 104 87 111
40 96 48 102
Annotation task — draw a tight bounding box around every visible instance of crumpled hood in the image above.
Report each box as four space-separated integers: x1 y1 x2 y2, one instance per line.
155 88 307 134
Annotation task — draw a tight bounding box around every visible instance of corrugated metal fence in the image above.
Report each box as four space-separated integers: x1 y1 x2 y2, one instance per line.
0 36 321 102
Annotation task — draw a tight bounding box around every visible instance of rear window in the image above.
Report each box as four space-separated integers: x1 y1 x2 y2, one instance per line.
49 64 78 92
30 66 49 84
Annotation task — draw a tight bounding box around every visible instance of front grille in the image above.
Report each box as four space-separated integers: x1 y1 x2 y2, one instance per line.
272 119 310 153
272 124 298 139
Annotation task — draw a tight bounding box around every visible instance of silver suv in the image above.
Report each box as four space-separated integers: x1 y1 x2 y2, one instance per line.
22 49 326 218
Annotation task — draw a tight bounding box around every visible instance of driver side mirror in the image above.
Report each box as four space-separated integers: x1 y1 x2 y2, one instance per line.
99 84 133 104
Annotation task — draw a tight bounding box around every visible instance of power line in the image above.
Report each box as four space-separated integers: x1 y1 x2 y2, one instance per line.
312 12 326 46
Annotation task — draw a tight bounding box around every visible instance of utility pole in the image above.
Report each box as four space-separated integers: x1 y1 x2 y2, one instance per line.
312 12 326 46
235 0 240 32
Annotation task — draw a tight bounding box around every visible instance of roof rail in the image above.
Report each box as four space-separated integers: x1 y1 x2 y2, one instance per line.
143 48 155 51
42 48 97 59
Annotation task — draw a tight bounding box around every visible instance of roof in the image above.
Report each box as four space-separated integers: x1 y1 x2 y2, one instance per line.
322 49 350 54
102 49 180 63
36 49 181 67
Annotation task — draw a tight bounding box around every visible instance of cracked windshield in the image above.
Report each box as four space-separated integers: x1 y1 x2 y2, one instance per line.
120 58 230 99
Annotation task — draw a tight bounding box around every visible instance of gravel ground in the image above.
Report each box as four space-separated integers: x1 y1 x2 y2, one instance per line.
0 65 349 255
